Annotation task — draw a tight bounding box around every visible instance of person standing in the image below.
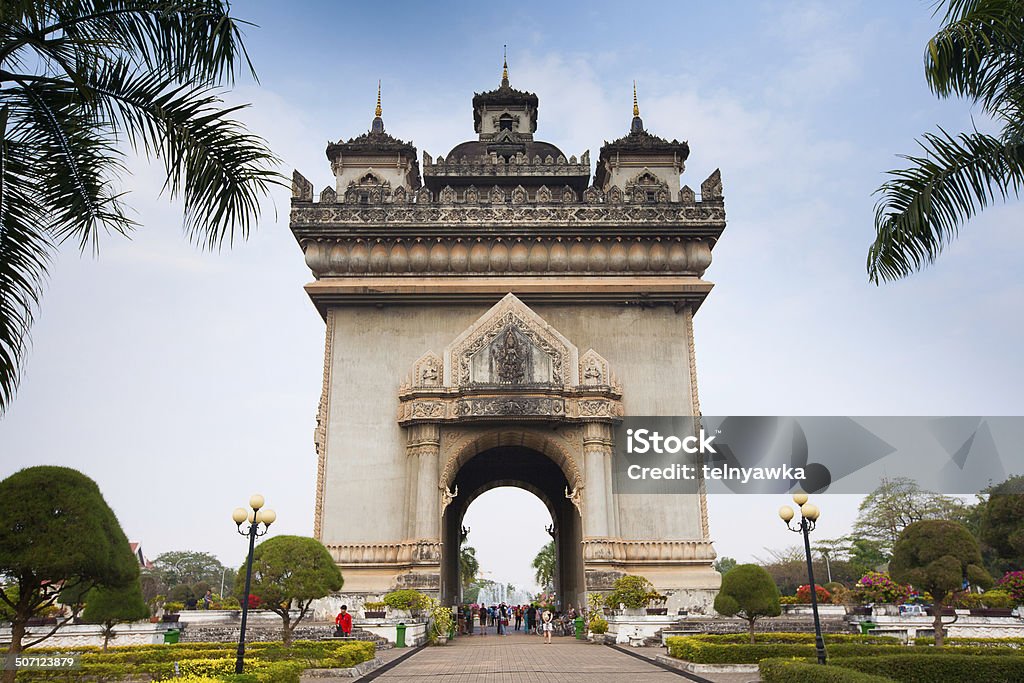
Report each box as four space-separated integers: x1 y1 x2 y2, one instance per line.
514 605 522 631
542 609 553 644
335 605 352 637
478 604 488 636
527 604 537 634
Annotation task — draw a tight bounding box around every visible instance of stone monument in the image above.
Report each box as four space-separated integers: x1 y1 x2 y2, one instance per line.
291 67 725 613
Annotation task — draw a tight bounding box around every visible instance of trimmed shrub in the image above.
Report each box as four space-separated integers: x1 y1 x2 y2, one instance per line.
761 659 895 682
835 654 1024 682
664 638 1020 665
673 633 901 645
912 636 1024 648
383 589 431 612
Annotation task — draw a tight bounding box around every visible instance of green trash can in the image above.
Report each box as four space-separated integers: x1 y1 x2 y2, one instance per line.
574 616 585 639
163 629 180 644
859 621 876 635
395 622 407 648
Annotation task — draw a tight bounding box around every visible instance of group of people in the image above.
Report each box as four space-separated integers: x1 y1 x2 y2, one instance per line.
462 603 578 644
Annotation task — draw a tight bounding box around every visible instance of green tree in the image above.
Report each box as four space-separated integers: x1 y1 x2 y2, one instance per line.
853 477 968 556
459 545 479 590
868 0 1024 282
153 550 228 588
714 556 737 574
81 583 148 650
713 564 781 644
233 536 343 646
0 466 139 681
889 520 992 647
531 541 556 590
980 475 1024 571
0 0 281 414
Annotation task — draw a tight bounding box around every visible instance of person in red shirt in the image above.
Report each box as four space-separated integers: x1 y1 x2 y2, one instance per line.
335 605 352 637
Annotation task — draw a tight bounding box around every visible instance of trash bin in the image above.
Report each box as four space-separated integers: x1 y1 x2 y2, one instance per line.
574 616 585 639
163 629 180 644
395 622 407 648
859 621 876 635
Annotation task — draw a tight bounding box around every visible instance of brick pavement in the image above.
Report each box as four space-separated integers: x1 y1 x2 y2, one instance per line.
356 633 761 683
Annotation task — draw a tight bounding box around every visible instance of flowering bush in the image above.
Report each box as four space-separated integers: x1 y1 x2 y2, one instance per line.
534 592 557 610
796 584 831 604
997 571 1024 602
779 595 799 605
851 572 911 604
247 594 262 609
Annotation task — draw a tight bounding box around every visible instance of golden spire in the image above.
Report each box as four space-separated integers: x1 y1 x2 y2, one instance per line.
633 81 640 117
375 80 382 118
502 45 509 87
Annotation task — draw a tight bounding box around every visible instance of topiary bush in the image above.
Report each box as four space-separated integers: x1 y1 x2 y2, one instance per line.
713 564 780 643
383 589 431 613
797 584 831 604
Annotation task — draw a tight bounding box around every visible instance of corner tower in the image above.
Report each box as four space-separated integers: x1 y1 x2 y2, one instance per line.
291 73 726 614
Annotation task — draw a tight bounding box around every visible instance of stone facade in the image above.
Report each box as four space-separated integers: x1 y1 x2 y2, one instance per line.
292 67 725 614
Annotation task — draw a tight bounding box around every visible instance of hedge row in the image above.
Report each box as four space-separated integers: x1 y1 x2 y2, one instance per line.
835 655 1024 682
664 638 1021 664
911 636 1024 648
760 659 895 683
674 632 900 645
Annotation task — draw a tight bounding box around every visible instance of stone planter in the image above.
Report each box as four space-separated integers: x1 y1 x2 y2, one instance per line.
435 634 448 645
364 611 386 619
645 608 668 616
161 614 180 623
849 606 871 616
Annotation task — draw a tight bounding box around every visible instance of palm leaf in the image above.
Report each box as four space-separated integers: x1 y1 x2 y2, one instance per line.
0 1 283 414
868 129 1024 282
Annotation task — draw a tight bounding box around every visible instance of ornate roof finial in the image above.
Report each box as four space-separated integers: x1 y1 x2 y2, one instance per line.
371 81 384 134
630 80 644 134
501 45 509 88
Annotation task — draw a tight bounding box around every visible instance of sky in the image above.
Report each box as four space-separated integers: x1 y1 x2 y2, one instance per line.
1 0 1023 595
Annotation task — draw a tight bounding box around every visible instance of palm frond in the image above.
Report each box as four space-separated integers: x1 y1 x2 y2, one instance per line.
868 129 1024 282
0 105 54 411
0 1 283 414
925 0 1024 110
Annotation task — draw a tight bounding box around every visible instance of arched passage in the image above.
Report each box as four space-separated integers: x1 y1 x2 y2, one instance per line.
441 445 584 609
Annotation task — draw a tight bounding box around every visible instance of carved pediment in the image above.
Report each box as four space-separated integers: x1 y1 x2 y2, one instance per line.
398 294 623 425
446 293 577 388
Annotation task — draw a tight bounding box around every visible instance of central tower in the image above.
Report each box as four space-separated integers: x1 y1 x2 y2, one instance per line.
291 67 726 612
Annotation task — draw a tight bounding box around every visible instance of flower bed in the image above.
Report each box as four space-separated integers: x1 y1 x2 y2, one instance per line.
5 640 376 682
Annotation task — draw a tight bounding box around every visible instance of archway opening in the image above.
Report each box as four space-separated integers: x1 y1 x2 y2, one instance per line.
441 445 584 610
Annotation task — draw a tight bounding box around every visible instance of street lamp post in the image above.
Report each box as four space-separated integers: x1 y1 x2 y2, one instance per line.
779 493 826 665
232 494 276 675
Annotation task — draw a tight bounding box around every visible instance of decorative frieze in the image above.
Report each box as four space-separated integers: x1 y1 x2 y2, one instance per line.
301 236 714 277
326 541 443 566
581 539 718 564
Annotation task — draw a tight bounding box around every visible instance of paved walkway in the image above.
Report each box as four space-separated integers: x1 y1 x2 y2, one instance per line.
356 633 760 683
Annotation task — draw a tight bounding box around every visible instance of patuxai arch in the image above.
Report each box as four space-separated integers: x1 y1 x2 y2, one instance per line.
290 67 726 613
